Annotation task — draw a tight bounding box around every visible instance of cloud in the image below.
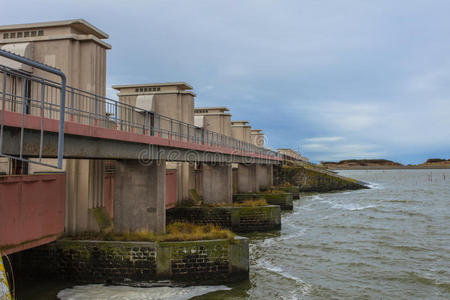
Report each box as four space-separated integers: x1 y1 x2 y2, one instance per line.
304 137 343 143
2 0 450 164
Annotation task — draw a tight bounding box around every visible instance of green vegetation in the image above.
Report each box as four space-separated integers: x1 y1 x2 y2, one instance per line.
233 199 268 207
68 222 235 242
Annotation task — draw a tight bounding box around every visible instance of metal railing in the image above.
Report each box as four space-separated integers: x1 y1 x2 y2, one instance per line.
0 49 66 169
0 54 279 164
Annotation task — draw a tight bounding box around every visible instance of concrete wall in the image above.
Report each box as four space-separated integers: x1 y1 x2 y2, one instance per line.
0 174 65 255
202 163 232 204
274 165 368 192
194 107 232 136
114 160 166 234
236 164 257 193
13 238 249 284
114 83 195 205
0 20 111 235
256 164 273 190
231 121 251 143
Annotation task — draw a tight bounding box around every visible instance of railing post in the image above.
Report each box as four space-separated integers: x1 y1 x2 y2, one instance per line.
187 125 190 143
131 107 135 132
114 101 118 130
94 94 98 126
145 111 149 135
70 87 74 121
157 114 161 137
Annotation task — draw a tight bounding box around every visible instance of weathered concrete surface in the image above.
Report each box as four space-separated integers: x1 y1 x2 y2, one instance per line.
12 238 249 284
236 164 257 193
274 163 368 192
274 186 301 199
202 163 232 204
114 160 166 234
256 164 273 190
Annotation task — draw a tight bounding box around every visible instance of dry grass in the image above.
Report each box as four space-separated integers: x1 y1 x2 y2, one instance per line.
234 199 268 207
69 222 235 242
263 189 285 194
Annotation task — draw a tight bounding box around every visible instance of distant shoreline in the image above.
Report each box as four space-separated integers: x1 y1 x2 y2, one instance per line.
330 166 450 170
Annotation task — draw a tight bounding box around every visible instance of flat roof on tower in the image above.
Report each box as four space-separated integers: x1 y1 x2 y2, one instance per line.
0 19 109 39
112 82 193 90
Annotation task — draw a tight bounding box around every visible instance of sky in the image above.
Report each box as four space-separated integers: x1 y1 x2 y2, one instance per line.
2 0 450 164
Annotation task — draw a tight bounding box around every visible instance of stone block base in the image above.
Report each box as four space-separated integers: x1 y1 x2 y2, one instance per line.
12 238 248 284
166 206 281 233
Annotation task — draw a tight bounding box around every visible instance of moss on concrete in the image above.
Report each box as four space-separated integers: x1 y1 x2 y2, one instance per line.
274 164 368 192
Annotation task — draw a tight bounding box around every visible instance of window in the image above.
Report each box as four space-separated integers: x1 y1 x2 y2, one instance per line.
31 31 37 37
38 30 44 36
3 33 8 39
135 88 139 92
10 32 16 38
24 32 30 37
17 32 23 38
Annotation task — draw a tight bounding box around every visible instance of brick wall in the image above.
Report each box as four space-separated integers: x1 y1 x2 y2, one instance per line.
166 206 281 233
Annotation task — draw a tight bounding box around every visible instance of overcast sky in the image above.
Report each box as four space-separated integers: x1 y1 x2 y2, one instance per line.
2 0 450 163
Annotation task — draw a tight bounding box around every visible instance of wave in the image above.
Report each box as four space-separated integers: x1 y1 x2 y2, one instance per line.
57 284 231 300
261 262 312 295
332 203 378 211
367 182 384 189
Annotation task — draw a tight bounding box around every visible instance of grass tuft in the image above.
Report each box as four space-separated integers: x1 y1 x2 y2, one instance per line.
234 199 268 207
68 222 235 242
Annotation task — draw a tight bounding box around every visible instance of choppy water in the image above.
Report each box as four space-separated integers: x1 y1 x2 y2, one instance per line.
20 170 450 299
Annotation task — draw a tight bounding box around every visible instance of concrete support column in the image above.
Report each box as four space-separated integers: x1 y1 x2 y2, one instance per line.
202 163 232 205
256 164 273 191
237 164 257 193
65 159 105 234
114 159 166 234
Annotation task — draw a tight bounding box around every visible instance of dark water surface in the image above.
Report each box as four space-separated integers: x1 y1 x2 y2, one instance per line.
19 170 450 299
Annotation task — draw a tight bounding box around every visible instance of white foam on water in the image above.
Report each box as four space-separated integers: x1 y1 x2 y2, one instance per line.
367 182 383 189
311 195 323 201
57 284 231 300
332 203 377 211
258 260 312 296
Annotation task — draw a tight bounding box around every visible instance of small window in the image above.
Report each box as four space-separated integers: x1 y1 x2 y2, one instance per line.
135 88 139 92
31 31 37 37
144 88 148 92
38 30 44 36
24 32 30 37
17 32 23 38
3 33 8 39
139 88 144 92
10 32 15 38
157 87 160 91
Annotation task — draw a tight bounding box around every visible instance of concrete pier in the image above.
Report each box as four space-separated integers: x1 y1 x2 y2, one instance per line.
256 164 273 190
237 164 257 193
114 159 166 234
202 163 232 204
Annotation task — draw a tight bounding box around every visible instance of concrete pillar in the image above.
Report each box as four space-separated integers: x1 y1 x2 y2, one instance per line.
256 164 273 191
65 159 105 234
202 163 232 205
114 160 166 234
237 164 258 193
